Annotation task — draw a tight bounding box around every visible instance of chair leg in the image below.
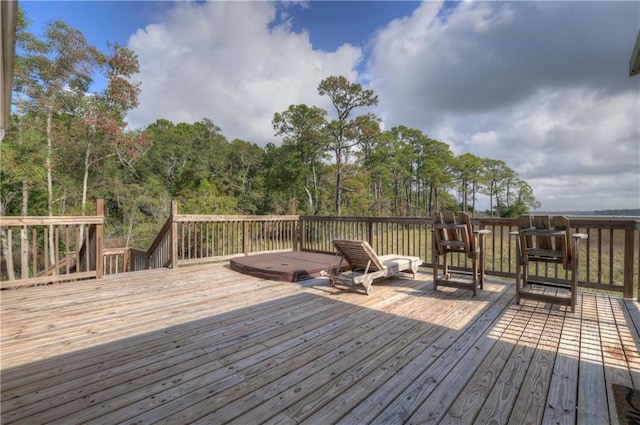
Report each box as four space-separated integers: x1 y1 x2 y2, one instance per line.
515 256 522 306
570 238 580 313
363 277 373 295
432 238 439 291
410 261 418 279
570 271 577 313
443 253 449 280
471 255 478 296
479 241 486 290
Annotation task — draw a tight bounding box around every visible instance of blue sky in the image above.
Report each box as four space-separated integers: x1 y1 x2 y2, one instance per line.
22 1 423 64
18 1 640 212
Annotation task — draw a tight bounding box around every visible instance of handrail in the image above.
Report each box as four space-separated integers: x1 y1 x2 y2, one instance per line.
299 215 640 299
3 201 637 300
171 213 300 267
0 200 104 288
145 213 174 269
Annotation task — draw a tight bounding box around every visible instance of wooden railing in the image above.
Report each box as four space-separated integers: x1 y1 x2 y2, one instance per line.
145 211 175 270
103 247 147 275
299 215 640 299
105 209 640 299
0 200 104 289
143 201 299 269
3 199 638 300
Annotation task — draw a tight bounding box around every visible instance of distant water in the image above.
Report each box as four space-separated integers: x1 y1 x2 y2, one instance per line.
534 209 640 217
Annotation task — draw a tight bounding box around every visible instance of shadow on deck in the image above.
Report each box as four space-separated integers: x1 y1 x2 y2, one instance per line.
1 263 639 424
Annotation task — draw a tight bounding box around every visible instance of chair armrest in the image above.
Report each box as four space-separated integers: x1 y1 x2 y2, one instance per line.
474 229 491 235
573 233 588 239
509 231 519 236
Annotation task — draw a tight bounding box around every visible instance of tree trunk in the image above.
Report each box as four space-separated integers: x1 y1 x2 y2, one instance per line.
471 180 477 216
311 162 319 214
0 201 15 281
79 140 92 244
20 181 29 279
46 112 55 265
335 150 342 215
303 186 314 215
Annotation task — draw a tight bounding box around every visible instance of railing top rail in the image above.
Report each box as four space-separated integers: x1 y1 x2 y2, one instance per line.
298 215 639 230
0 216 104 226
473 216 640 230
564 216 640 230
146 215 173 256
300 216 431 224
103 248 129 255
174 215 300 222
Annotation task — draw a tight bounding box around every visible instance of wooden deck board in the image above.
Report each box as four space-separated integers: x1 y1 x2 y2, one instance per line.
1 262 639 424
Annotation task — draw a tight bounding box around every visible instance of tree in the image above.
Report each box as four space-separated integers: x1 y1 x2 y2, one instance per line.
453 153 484 214
272 104 329 214
138 118 227 197
71 43 143 236
223 139 265 214
496 178 541 217
481 158 514 217
317 76 378 215
14 17 104 262
0 116 47 278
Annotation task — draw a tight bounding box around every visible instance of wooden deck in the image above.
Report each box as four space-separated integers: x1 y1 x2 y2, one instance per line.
1 263 639 424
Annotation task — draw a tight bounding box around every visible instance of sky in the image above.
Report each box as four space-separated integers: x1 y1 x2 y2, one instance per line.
21 0 640 213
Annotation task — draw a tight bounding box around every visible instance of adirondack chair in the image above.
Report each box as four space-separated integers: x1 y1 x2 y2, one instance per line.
511 215 587 313
324 239 422 295
431 211 490 296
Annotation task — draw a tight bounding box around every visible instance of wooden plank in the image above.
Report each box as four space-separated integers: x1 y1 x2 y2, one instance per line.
336 282 516 424
541 295 582 425
0 277 297 366
0 217 103 226
616 299 640 388
12 288 324 422
471 300 550 425
288 283 507 423
0 271 97 289
96 278 431 424
596 294 634 425
577 293 609 424
2 263 638 425
508 305 564 424
3 292 322 421
132 308 408 424
408 298 525 424
438 302 535 425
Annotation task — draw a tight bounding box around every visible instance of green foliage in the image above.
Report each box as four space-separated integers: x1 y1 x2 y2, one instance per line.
181 180 238 215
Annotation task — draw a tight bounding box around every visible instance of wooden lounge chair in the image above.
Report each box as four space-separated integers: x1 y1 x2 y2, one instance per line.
324 239 422 295
511 215 587 313
432 211 490 296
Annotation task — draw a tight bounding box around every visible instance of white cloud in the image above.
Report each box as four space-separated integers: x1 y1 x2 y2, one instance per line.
127 1 361 144
367 1 640 211
124 0 639 212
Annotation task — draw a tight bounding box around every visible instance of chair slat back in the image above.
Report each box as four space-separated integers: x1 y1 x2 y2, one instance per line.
458 212 476 257
432 211 473 256
332 239 386 271
552 215 572 269
517 215 573 270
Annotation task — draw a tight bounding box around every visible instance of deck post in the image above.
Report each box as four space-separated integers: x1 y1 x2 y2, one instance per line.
299 217 306 251
171 201 178 269
623 229 635 299
95 199 104 279
243 221 250 255
292 219 299 251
